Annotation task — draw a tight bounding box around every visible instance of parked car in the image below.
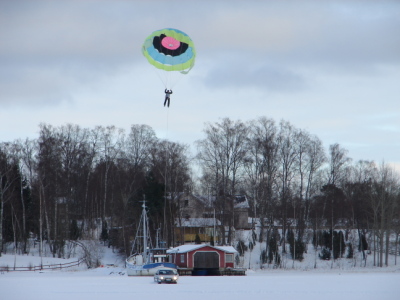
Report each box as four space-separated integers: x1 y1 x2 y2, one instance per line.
154 269 179 284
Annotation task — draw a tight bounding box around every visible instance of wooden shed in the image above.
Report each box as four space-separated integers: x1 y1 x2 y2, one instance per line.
167 244 245 275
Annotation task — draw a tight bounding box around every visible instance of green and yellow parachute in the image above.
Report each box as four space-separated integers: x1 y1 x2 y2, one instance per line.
142 28 196 87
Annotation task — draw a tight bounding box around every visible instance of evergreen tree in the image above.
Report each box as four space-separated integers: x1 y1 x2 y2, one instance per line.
260 249 268 264
210 235 214 246
100 221 109 245
312 230 324 249
251 230 257 246
287 229 305 261
195 234 201 244
346 242 354 259
69 219 80 240
267 231 280 265
248 241 254 251
332 230 346 259
319 247 331 260
358 234 368 251
322 230 332 249
236 240 248 256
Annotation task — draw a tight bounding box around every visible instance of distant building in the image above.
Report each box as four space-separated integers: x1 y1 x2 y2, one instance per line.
175 217 221 244
167 244 242 275
173 193 251 245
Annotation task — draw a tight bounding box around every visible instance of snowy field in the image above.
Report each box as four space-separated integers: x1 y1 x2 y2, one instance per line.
1 245 400 300
2 266 399 300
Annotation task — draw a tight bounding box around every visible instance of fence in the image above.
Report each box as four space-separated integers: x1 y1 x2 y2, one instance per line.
0 258 85 272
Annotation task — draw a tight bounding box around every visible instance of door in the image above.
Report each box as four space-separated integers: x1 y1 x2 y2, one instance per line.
193 251 219 268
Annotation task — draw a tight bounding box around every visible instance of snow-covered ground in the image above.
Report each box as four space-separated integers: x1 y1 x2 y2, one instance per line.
1 244 400 300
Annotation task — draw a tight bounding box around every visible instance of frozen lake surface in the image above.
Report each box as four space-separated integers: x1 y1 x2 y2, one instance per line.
1 244 400 300
2 265 400 300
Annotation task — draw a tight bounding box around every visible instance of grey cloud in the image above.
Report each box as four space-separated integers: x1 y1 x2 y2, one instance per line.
0 4 135 60
203 60 306 92
196 1 400 70
1 0 399 106
0 62 73 107
0 1 140 106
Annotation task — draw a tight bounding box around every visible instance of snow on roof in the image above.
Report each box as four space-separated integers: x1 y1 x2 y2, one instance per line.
215 246 238 253
233 195 250 209
175 218 221 227
167 244 237 254
194 194 250 209
192 195 214 207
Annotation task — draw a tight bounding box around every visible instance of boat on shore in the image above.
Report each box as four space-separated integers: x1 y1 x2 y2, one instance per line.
126 201 177 276
126 253 177 276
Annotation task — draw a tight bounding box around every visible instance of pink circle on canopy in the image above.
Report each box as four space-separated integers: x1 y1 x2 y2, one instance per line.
161 36 181 50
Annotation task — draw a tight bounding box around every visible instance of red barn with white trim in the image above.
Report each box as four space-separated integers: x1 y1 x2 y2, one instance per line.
167 244 244 275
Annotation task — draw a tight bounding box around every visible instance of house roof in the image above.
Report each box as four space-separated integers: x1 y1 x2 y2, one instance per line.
175 218 221 227
173 193 250 210
167 244 237 254
194 194 250 209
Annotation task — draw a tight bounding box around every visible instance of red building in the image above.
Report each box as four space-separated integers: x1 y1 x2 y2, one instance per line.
167 244 244 275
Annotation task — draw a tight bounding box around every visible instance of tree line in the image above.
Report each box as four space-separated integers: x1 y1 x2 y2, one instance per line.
0 123 192 259
1 117 399 267
196 117 399 267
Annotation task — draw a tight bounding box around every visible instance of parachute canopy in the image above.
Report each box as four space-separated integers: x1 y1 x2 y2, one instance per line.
142 28 196 74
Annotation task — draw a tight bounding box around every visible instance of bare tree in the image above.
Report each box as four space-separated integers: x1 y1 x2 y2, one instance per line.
148 139 192 247
36 124 63 257
56 124 92 240
116 124 156 254
328 143 351 186
98 126 124 223
196 118 248 244
303 135 326 221
371 162 399 267
245 117 279 243
0 143 21 256
277 120 298 253
343 160 377 266
19 138 38 245
290 130 326 263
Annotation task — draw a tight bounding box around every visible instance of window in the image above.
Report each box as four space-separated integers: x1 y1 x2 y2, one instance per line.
184 199 189 207
226 254 233 263
180 254 185 263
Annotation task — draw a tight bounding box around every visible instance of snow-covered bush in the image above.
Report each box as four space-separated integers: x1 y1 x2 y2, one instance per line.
319 247 331 260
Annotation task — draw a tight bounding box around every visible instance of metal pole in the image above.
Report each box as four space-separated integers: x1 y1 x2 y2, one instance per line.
143 196 147 263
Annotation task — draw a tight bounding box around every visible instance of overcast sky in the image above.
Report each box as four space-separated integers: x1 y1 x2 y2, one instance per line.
1 0 399 170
